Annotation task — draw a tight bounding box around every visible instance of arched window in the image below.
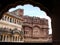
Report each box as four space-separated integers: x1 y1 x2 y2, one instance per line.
7 16 9 22
4 16 7 21
10 18 12 22
33 26 40 38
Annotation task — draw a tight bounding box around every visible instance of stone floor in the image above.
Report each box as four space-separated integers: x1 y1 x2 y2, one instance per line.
24 38 52 43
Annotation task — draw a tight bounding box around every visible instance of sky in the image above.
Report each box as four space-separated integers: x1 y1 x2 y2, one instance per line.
9 4 52 34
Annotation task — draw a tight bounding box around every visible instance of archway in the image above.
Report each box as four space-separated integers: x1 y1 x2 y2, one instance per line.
8 4 52 34
0 0 52 43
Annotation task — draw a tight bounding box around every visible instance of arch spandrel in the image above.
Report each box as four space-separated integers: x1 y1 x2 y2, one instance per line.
0 0 51 19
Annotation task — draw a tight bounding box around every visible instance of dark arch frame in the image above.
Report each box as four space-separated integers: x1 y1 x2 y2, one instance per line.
0 0 52 19
0 0 53 43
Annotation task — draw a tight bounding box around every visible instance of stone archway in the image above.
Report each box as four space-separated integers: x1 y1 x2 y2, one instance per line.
0 0 53 43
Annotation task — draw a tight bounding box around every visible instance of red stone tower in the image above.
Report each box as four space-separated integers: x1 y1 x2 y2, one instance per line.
16 9 24 16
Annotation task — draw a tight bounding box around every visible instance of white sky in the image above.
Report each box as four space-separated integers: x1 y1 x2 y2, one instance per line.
9 4 52 34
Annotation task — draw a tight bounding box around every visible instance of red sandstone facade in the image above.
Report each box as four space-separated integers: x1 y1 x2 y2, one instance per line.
15 9 49 39
22 16 49 39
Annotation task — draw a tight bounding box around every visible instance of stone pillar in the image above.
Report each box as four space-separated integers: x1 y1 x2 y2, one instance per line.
13 36 14 42
14 36 16 42
18 36 19 42
8 35 10 42
3 15 5 21
12 18 13 23
19 36 21 42
9 17 10 22
5 35 7 42
10 35 11 42
9 35 11 42
2 35 4 42
15 36 16 42
5 16 7 21
12 36 14 42
6 16 8 21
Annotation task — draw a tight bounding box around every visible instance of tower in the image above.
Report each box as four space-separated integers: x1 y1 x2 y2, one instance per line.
16 9 24 16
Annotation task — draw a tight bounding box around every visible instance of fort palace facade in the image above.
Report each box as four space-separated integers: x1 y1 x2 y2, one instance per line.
0 9 51 42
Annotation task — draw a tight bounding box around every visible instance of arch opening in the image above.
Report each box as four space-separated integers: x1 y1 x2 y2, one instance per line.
8 4 52 35
0 0 52 42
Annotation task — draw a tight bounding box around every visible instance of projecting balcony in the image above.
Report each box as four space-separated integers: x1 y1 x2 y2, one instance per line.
0 28 24 42
0 20 22 29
